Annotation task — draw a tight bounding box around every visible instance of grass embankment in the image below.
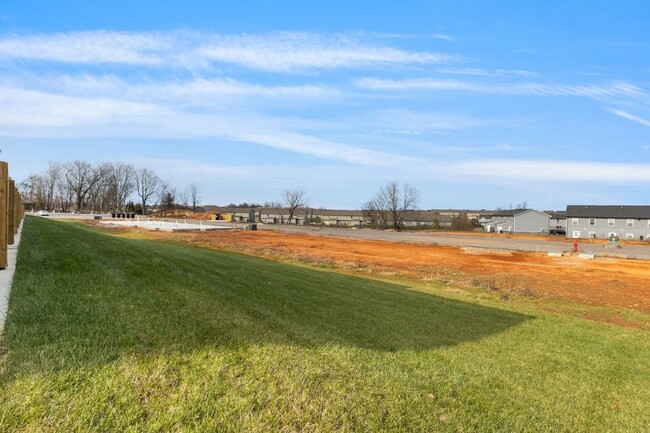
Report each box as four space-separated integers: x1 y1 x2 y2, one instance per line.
1 217 649 432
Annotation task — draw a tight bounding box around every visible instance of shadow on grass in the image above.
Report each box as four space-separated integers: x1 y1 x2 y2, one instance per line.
2 217 532 373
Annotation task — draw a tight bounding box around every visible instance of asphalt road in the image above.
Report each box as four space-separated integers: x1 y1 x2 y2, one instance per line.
260 224 650 261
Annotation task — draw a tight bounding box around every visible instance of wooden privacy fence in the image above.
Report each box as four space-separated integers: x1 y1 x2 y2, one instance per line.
0 161 25 269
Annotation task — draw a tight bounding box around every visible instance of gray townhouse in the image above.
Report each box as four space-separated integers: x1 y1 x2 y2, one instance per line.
546 211 567 235
565 205 650 240
399 211 453 228
481 209 551 234
318 209 366 227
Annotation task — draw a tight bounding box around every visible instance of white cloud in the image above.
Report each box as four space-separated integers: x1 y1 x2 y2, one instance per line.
1 73 339 108
358 109 499 132
437 68 536 77
0 31 171 65
195 32 454 72
608 109 650 127
0 88 168 128
0 30 454 72
0 86 411 167
445 159 650 183
135 78 337 103
354 77 643 98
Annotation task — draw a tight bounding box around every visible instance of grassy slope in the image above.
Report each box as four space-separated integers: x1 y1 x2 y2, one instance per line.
0 217 649 432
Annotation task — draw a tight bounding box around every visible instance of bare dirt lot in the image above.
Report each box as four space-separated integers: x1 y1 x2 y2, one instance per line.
98 223 650 329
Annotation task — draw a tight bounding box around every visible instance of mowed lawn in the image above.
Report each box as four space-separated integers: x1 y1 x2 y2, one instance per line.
1 218 649 432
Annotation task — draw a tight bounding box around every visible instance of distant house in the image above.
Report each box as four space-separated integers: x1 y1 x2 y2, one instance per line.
318 209 366 227
565 205 650 240
258 208 309 225
481 209 551 234
430 209 490 220
546 211 567 235
399 211 453 228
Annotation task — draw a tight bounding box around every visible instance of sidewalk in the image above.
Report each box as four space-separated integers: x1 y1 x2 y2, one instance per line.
0 222 22 333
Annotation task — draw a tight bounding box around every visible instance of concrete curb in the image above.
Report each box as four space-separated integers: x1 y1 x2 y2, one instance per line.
0 221 23 334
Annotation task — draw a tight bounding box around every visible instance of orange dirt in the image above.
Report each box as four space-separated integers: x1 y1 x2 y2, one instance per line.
101 224 650 327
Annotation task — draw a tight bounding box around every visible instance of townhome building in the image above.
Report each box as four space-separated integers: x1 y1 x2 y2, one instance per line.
481 209 551 234
565 205 650 240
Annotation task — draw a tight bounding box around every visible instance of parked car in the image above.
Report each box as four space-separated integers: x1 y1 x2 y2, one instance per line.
37 210 49 216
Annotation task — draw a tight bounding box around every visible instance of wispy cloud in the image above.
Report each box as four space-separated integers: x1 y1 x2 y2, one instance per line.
354 77 643 98
358 109 500 132
1 88 168 128
136 78 337 103
437 68 536 77
607 109 650 127
0 86 412 167
445 159 650 183
358 32 454 41
0 30 455 72
195 32 454 72
1 73 339 106
0 30 172 65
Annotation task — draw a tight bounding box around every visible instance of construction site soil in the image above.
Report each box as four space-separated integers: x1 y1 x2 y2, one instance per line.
98 223 650 329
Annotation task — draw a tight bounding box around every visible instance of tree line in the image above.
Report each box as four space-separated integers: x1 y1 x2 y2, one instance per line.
20 160 199 215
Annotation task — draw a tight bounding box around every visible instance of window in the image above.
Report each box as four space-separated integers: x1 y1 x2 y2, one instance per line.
626 233 634 239
589 218 595 226
572 230 581 238
572 218 579 226
608 219 615 227
648 220 650 228
627 219 634 228
588 231 596 238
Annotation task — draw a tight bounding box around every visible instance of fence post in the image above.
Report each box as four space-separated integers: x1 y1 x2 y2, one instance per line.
14 183 21 231
7 179 15 245
0 162 7 269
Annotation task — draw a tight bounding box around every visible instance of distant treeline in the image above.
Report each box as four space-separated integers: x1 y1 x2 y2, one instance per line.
20 160 199 215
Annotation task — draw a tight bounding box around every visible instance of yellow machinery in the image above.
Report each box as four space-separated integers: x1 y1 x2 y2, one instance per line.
210 213 233 221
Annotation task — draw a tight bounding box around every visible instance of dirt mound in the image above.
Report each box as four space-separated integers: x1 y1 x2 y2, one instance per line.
151 209 211 219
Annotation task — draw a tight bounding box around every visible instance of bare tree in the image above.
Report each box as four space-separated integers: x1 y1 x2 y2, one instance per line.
87 174 111 213
362 198 388 229
156 182 176 210
363 181 419 230
177 188 190 207
44 161 63 211
282 189 307 225
65 160 110 212
108 162 136 212
20 174 46 210
517 200 528 210
189 183 199 210
135 168 161 215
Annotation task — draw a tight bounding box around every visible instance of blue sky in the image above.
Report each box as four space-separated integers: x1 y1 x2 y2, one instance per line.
2 1 649 210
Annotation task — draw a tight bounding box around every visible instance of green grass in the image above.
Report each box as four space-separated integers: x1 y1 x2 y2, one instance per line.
1 217 649 432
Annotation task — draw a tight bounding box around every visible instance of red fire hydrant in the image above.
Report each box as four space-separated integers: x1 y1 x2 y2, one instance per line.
573 242 578 252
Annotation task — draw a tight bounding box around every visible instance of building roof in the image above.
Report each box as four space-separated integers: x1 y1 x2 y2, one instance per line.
391 211 454 223
566 205 650 219
545 211 566 219
482 208 550 218
317 209 365 217
489 208 528 217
